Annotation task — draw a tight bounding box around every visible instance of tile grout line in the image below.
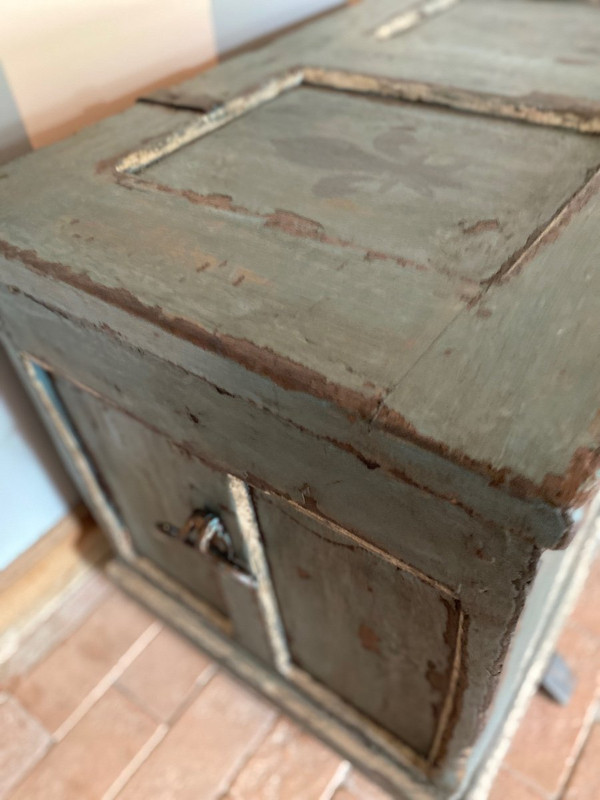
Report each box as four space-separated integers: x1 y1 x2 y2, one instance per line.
104 664 220 799
111 660 219 727
0 691 54 798
110 681 166 726
164 662 219 727
100 722 169 800
215 713 281 800
499 764 552 800
320 759 352 800
555 698 600 800
52 620 163 742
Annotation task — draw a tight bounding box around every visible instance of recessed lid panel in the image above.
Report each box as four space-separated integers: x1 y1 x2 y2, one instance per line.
132 83 600 282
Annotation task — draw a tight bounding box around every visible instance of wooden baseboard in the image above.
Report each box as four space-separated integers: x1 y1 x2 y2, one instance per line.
0 505 111 681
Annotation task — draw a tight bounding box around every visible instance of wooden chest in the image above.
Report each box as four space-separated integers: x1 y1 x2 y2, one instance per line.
2 1 600 796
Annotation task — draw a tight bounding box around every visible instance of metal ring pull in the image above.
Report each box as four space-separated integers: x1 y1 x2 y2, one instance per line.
198 513 235 561
155 509 234 563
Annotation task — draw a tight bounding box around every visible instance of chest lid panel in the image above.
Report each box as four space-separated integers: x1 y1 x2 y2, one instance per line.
129 84 600 284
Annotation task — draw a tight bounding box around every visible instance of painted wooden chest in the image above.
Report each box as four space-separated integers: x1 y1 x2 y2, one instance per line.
2 1 600 796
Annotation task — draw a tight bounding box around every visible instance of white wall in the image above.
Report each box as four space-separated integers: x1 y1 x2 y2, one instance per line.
0 348 79 569
0 0 340 568
212 0 340 54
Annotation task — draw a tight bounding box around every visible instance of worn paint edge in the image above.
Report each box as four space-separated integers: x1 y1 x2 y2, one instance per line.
375 402 600 525
302 67 600 134
0 260 585 526
468 521 599 799
114 68 304 173
428 607 465 766
99 67 600 514
114 172 451 281
0 250 382 421
227 475 292 674
23 349 458 604
255 491 469 763
480 164 600 288
114 65 600 178
18 356 135 561
9 284 557 545
7 346 234 638
266 492 458 598
373 0 460 41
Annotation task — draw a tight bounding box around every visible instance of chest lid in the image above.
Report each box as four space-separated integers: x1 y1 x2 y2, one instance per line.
2 0 600 542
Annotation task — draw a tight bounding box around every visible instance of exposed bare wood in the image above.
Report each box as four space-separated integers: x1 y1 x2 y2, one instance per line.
115 69 304 173
374 0 461 41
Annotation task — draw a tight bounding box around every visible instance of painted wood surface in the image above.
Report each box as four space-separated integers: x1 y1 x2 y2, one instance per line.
107 557 440 800
47 372 288 667
0 263 568 549
0 285 546 783
146 0 600 131
141 85 600 283
0 287 529 603
52 376 244 615
254 490 460 760
1 71 600 528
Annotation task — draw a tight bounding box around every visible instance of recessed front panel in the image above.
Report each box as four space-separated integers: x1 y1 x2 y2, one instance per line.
254 490 463 761
52 376 249 617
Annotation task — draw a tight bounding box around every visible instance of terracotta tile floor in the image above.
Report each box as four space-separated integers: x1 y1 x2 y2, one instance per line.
2 558 600 800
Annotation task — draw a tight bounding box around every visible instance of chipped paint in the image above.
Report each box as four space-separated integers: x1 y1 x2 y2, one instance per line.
1 241 595 520
375 404 599 513
115 68 304 173
459 219 500 236
270 492 459 598
428 601 467 766
114 64 600 193
20 357 135 561
113 173 436 278
374 0 460 41
302 68 600 134
481 165 600 288
228 475 291 674
358 622 381 654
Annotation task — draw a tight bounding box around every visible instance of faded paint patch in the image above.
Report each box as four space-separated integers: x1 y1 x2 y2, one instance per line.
358 622 381 655
459 219 500 235
230 268 272 288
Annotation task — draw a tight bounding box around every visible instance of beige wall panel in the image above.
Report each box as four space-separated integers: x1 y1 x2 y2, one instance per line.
0 0 216 147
